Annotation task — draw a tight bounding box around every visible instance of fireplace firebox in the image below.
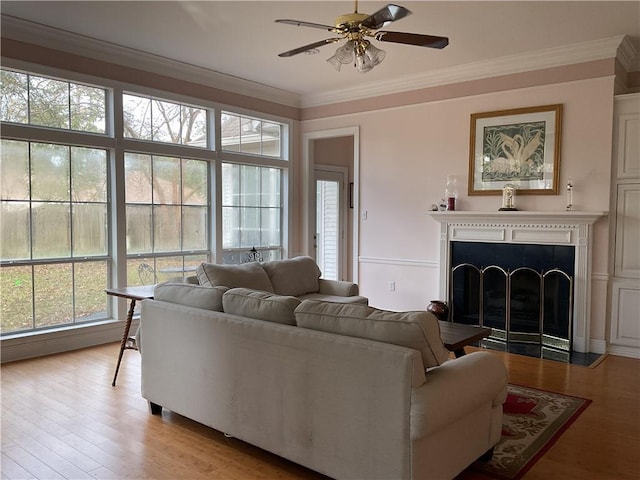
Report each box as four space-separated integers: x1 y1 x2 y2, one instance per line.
450 241 574 359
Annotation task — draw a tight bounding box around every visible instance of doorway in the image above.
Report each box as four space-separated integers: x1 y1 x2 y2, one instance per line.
303 127 359 282
315 167 348 280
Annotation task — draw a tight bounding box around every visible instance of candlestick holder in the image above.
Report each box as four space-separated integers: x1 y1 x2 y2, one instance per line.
566 178 574 211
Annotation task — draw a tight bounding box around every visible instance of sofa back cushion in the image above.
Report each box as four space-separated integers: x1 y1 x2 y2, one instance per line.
154 283 228 311
222 288 301 325
196 262 274 292
295 300 450 368
261 256 321 296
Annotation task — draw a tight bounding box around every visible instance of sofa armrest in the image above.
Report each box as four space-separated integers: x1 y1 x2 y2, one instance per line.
410 351 508 439
317 278 359 296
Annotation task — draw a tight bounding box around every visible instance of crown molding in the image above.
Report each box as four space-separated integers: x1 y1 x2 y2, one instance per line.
617 35 640 71
0 15 301 109
2 15 633 111
301 35 627 107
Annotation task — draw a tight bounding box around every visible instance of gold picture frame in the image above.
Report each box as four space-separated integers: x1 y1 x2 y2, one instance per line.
468 104 562 195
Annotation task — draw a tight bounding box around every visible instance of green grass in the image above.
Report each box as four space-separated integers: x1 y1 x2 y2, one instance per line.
1 262 108 333
0 255 206 334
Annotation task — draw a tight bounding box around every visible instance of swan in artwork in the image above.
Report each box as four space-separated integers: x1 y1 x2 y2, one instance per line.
501 131 542 167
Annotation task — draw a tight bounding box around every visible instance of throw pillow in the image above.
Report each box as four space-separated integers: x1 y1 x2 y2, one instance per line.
153 283 228 311
196 262 274 292
294 300 450 368
222 288 301 325
261 256 321 296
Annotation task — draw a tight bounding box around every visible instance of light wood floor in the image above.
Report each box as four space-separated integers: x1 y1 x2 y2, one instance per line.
1 343 638 480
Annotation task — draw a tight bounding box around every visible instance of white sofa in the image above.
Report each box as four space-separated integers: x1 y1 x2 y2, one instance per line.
139 257 507 480
192 255 369 305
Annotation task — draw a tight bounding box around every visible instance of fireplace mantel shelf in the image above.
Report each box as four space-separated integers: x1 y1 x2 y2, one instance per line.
427 210 607 225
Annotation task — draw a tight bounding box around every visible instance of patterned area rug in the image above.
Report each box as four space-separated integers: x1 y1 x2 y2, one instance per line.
471 384 591 480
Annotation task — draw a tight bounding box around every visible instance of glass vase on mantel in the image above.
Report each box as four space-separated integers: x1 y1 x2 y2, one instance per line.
444 175 458 211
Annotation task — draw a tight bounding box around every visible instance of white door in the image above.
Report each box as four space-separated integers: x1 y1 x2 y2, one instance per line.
315 167 347 280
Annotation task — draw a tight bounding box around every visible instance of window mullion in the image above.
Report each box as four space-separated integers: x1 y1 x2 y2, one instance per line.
68 145 73 259
67 83 72 130
27 72 32 125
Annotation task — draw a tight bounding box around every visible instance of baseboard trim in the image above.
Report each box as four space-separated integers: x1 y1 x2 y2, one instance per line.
607 344 640 359
588 339 607 355
1 318 138 363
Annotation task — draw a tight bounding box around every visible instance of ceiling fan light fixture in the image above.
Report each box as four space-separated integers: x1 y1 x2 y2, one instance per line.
326 54 343 71
335 40 355 64
277 1 449 72
364 42 386 66
354 40 385 73
355 53 374 73
327 39 356 71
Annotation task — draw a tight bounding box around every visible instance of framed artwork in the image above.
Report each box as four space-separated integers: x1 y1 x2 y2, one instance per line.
468 104 562 195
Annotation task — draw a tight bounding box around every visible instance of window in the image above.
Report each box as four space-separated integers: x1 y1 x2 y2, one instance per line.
0 69 107 133
123 93 207 147
122 91 212 284
221 163 282 264
1 66 290 338
1 139 109 334
125 153 209 284
221 111 281 157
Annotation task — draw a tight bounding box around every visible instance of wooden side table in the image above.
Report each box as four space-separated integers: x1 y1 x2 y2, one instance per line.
106 285 155 386
438 320 492 358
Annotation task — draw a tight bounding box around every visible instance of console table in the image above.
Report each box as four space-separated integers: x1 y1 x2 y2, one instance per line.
106 285 155 386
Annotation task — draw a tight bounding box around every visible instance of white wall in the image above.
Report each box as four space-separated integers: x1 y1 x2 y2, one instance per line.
302 75 615 348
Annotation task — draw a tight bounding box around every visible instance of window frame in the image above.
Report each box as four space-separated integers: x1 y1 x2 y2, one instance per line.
0 59 293 339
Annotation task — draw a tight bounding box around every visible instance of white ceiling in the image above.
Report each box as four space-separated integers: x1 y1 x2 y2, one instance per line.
2 1 639 104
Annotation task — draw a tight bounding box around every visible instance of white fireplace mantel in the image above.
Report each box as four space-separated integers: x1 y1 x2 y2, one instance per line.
427 210 607 353
428 210 605 224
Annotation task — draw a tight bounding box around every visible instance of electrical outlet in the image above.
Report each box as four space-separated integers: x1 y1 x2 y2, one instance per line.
388 281 395 291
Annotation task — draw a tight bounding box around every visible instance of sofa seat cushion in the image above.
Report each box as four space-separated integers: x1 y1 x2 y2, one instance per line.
299 293 369 305
223 288 301 325
196 262 274 292
295 300 450 368
261 256 321 296
154 283 228 311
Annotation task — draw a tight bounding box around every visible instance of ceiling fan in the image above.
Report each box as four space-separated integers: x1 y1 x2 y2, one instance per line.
275 1 449 73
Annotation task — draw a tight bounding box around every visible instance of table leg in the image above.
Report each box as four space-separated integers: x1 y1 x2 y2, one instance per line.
112 298 136 387
454 348 466 358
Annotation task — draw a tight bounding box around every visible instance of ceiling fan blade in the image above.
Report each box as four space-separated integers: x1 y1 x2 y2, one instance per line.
374 31 449 49
275 19 336 31
278 38 342 57
360 4 411 30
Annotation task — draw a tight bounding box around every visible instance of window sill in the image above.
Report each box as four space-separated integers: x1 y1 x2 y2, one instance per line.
1 317 139 363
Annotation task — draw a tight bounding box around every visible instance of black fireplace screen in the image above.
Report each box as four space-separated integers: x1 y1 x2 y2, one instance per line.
450 242 574 352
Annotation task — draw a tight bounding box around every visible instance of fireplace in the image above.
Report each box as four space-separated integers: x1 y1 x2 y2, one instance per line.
428 211 605 354
450 241 574 359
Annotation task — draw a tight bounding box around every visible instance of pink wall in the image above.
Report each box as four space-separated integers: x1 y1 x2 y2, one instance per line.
302 74 615 347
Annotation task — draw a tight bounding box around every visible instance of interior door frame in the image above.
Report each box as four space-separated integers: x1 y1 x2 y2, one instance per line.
302 126 360 282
